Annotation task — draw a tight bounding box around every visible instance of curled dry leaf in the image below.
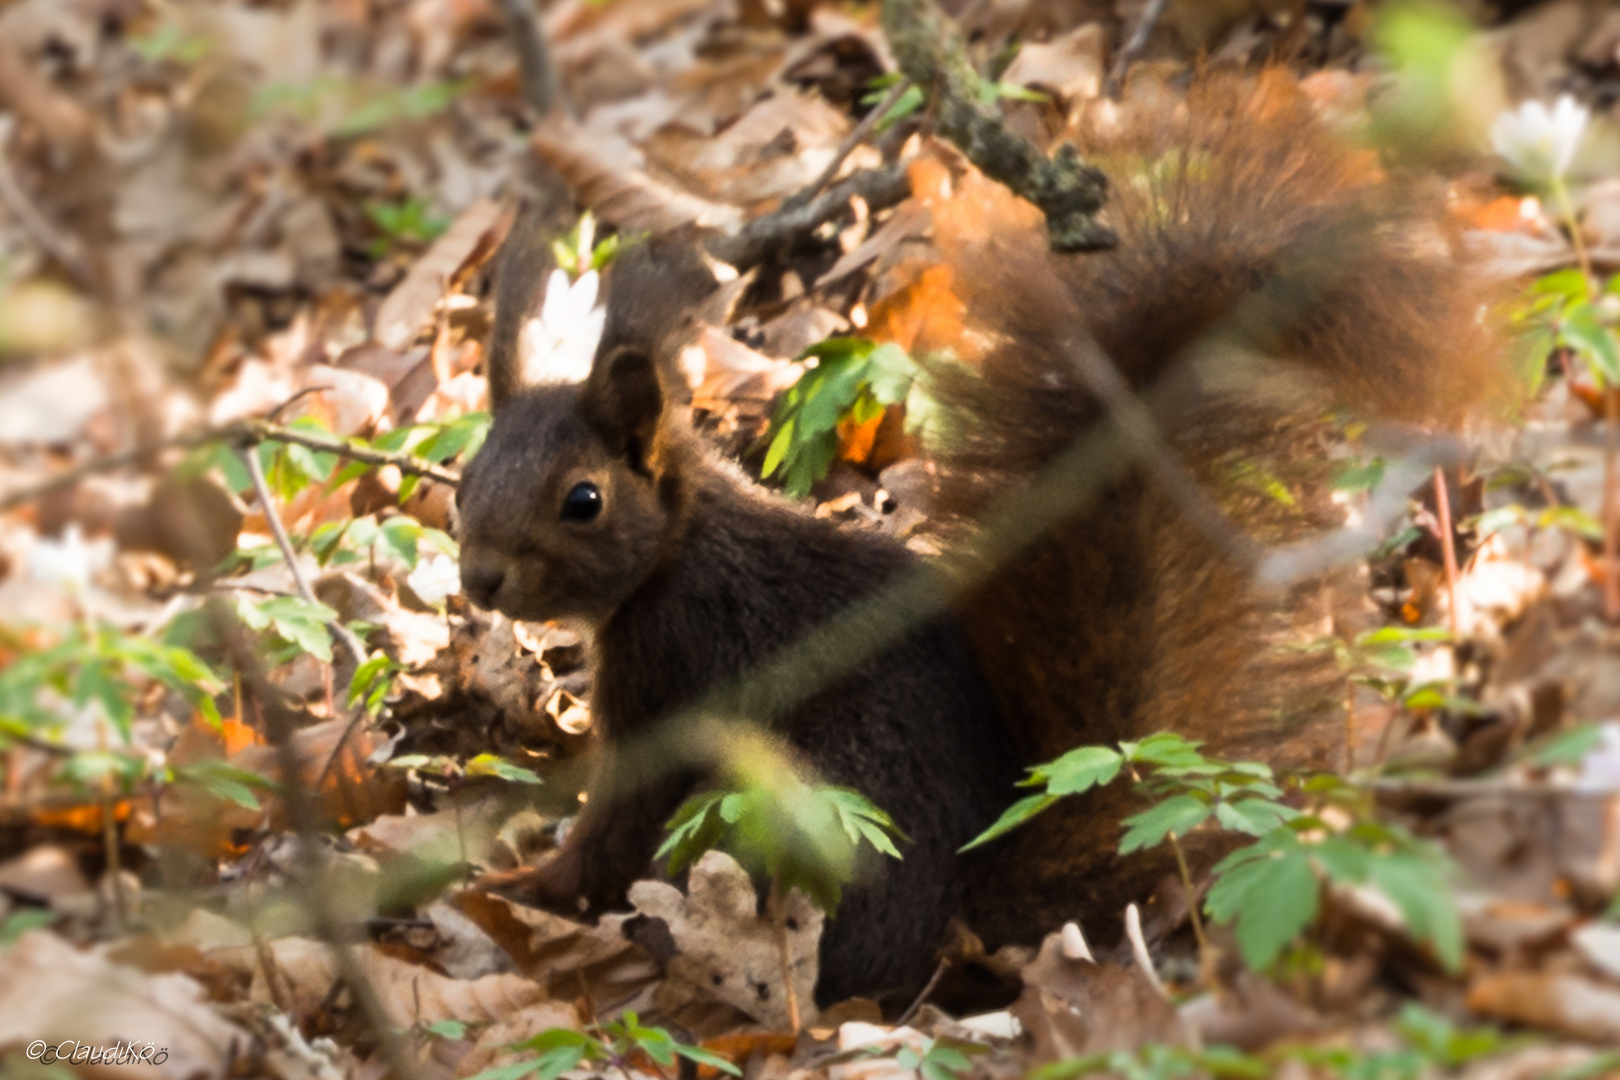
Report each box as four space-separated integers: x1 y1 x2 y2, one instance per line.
619 851 822 1031
213 934 564 1033
374 199 505 352
531 115 744 236
0 930 253 1079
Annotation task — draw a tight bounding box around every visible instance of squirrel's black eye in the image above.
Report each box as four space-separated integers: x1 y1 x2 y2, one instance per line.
561 481 602 523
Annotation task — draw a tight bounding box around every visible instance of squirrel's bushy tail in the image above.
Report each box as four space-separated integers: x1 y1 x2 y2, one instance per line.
928 72 1508 948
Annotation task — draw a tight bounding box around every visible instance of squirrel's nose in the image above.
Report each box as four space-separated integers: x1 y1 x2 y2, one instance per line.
461 564 505 609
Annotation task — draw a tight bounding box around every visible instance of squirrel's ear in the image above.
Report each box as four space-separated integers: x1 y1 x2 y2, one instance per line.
581 346 665 473
486 189 573 413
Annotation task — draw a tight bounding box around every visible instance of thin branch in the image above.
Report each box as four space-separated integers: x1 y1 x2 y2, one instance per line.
1433 465 1462 639
491 0 568 118
706 164 911 270
1065 334 1262 572
238 447 368 672
1104 0 1173 100
215 617 425 1080
880 0 1114 253
1366 777 1612 801
242 419 461 486
893 956 949 1028
0 417 460 515
783 79 911 213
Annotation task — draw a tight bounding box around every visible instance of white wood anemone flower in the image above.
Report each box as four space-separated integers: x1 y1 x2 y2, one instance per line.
28 523 114 594
518 267 606 385
407 553 461 607
1490 94 1589 186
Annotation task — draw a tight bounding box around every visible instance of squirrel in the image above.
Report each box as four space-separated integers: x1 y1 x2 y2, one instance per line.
454 73 1505 1009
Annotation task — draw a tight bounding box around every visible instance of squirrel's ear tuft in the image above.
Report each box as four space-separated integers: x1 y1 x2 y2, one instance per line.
486 187 575 414
582 347 665 474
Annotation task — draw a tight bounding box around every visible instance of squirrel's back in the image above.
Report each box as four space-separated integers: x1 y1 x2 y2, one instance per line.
462 72 1508 1001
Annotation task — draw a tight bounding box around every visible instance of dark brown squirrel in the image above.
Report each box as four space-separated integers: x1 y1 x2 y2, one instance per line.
455 74 1505 1009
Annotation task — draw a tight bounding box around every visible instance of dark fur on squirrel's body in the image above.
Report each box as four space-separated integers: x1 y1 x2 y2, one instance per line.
457 246 1020 1007
457 75 1505 1008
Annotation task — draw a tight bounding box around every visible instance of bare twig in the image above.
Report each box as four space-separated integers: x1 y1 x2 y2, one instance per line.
1104 0 1173 100
784 79 911 213
238 446 368 672
1433 465 1462 639
216 618 424 1080
241 418 461 487
769 880 801 1033
707 164 911 270
1366 777 1612 801
893 957 949 1028
0 416 460 515
880 0 1113 252
491 0 568 118
1066 334 1262 572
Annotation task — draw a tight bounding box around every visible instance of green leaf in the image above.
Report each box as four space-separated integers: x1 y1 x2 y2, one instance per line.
1561 301 1620 385
674 1045 742 1076
1040 745 1123 796
1368 851 1463 972
1119 794 1212 854
1533 267 1592 302
1332 457 1386 493
177 760 272 810
1214 797 1297 837
466 754 543 785
380 515 423 570
1122 731 1206 769
959 793 1057 851
657 791 729 874
1526 722 1606 767
762 417 795 478
424 1020 469 1040
0 908 58 943
1205 842 1320 970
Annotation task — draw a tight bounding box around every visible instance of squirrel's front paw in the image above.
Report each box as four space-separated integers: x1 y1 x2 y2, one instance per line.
474 858 592 915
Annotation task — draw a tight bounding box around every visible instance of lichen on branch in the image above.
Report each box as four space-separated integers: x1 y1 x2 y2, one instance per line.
881 0 1116 253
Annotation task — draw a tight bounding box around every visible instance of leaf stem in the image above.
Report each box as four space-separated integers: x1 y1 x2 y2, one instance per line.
1432 465 1462 640
770 876 802 1032
1166 832 1210 962
1552 176 1619 621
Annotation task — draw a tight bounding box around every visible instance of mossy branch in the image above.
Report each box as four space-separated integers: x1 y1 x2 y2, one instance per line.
880 0 1116 253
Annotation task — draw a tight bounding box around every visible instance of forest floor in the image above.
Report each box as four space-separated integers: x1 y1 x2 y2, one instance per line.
4 1 1620 1078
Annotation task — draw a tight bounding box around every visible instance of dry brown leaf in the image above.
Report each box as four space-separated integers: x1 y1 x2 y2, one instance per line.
531 115 744 236
374 199 505 352
0 844 91 905
619 850 821 1031
215 934 559 1032
455 1000 584 1079
691 327 802 413
1013 931 1187 1064
1468 970 1620 1042
454 890 663 1015
1000 23 1107 107
0 930 252 1078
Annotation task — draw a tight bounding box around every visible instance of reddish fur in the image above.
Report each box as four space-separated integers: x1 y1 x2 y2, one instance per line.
461 75 1509 1003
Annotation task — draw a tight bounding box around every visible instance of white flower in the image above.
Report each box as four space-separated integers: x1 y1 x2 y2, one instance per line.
518 267 606 385
1576 721 1620 793
1490 94 1589 185
407 553 461 608
29 523 114 594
